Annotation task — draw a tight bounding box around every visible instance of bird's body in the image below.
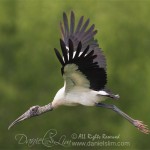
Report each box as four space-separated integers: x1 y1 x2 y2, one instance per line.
53 86 105 107
8 11 149 134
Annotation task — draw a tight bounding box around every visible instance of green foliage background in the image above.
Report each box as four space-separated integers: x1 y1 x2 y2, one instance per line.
0 0 150 149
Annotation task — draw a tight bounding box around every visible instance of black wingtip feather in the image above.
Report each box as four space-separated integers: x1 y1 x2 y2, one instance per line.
74 41 82 59
75 16 84 33
54 48 64 66
80 18 90 33
82 24 95 39
70 11 75 34
60 39 68 63
80 45 90 58
68 39 74 60
63 12 69 37
84 50 94 61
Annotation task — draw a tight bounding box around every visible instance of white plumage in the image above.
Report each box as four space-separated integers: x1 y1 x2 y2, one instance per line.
53 86 104 107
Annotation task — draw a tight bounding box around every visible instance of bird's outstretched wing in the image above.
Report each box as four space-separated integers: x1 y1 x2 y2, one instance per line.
60 11 106 69
54 12 107 91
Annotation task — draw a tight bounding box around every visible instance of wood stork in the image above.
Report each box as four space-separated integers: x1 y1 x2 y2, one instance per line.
8 11 149 134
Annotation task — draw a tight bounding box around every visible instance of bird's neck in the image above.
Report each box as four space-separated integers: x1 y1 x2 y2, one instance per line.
39 103 53 114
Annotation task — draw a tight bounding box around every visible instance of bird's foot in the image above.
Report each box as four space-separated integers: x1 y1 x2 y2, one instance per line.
133 120 150 134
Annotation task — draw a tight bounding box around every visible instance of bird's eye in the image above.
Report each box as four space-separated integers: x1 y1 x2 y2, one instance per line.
31 108 38 113
32 109 35 112
30 106 39 116
30 107 38 113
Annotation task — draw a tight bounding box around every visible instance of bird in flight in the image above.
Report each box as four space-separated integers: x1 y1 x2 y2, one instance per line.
8 11 149 134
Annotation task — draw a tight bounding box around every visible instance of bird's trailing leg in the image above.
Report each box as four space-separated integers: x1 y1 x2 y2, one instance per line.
96 103 150 134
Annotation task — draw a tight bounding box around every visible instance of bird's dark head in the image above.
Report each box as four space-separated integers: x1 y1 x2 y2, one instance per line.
29 105 41 116
8 105 41 130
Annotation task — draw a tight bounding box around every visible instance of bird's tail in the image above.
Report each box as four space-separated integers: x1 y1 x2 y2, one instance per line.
98 90 120 100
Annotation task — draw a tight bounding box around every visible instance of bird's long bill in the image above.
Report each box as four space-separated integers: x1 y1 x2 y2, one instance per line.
8 110 30 130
